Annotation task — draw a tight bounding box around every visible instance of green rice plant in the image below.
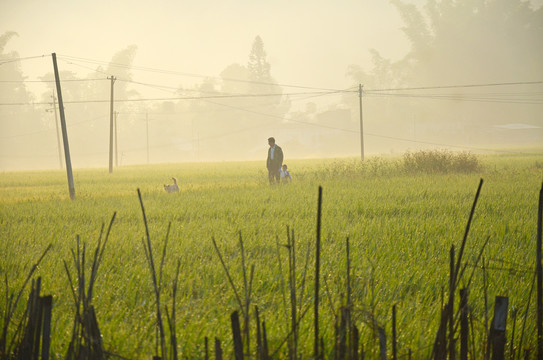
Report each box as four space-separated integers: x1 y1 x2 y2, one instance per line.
403 149 481 174
0 153 541 358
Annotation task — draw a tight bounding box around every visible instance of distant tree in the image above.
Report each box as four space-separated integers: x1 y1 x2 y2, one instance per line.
185 37 290 161
345 0 543 150
0 32 46 170
105 45 140 104
246 36 289 120
389 0 543 84
348 0 543 90
0 32 33 104
220 63 250 94
248 35 271 86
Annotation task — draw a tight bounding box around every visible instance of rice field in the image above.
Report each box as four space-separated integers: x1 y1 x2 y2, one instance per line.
1 152 542 359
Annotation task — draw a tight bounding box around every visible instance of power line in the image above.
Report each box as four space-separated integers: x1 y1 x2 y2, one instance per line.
0 78 107 83
0 90 339 106
57 54 352 92
2 53 346 93
5 82 539 107
0 114 107 140
365 91 543 105
365 81 543 92
108 108 527 155
4 53 542 93
0 55 48 66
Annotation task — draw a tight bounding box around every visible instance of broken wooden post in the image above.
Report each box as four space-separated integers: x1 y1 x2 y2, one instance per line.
392 304 397 360
460 288 468 360
214 337 223 360
262 320 269 360
378 326 387 360
255 306 263 360
349 324 359 360
489 296 508 360
40 295 52 360
231 311 244 360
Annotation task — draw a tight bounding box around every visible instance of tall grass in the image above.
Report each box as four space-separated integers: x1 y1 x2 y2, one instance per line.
402 149 481 174
1 153 542 358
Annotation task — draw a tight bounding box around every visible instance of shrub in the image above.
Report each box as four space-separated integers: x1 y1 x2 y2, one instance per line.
315 157 401 180
403 149 481 174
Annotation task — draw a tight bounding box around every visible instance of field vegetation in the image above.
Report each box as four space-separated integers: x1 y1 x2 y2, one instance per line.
1 151 542 359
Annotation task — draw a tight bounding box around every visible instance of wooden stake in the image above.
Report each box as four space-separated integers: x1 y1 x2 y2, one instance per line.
489 296 508 360
231 311 243 360
392 304 397 360
460 288 468 360
214 338 223 360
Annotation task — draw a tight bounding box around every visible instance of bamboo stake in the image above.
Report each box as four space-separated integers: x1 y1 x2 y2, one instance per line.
137 189 166 359
314 186 323 360
537 182 543 359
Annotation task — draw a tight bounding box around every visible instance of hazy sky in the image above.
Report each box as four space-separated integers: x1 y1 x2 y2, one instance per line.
1 0 425 95
3 0 542 100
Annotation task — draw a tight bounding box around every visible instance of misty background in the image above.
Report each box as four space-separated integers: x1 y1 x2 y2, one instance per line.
1 0 542 171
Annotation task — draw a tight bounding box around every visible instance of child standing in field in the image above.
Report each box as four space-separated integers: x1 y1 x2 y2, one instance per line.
280 164 292 184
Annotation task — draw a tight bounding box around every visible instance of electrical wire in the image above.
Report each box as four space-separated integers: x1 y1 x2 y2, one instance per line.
57 54 354 92
1 54 541 154
365 91 543 105
0 78 107 83
0 90 337 106
365 81 543 92
0 113 107 140
0 54 48 66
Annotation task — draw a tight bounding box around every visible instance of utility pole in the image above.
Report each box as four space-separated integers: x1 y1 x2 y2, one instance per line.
47 90 63 169
114 111 118 167
52 53 75 200
359 84 365 161
108 76 116 173
146 112 150 164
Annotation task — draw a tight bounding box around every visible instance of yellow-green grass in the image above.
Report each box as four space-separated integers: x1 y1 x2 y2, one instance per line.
1 153 542 359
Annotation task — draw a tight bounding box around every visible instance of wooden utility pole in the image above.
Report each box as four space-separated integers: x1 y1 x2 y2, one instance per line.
114 111 118 167
50 90 63 169
146 112 150 164
108 76 116 173
358 84 364 161
51 53 75 200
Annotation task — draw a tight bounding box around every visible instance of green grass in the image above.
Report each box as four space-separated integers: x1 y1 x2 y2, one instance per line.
1 153 542 359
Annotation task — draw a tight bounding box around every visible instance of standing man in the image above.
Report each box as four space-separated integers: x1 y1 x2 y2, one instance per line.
267 137 283 185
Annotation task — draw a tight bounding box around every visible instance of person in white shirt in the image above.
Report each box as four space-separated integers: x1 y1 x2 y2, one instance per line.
280 164 292 184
